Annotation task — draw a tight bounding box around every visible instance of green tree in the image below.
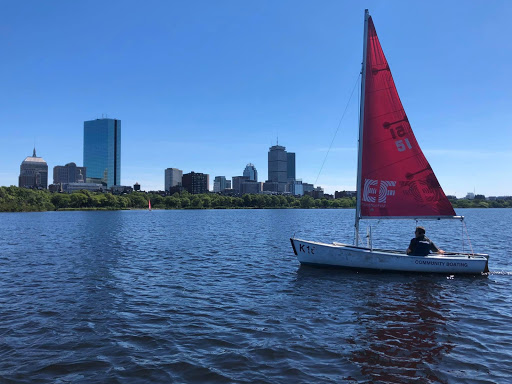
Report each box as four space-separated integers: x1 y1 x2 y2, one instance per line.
242 194 253 208
201 195 212 208
104 193 117 207
127 193 147 208
191 196 203 209
300 195 314 208
164 196 180 209
89 194 105 207
70 192 88 208
181 197 190 208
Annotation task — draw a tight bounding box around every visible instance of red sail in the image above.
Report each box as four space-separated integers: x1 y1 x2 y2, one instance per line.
360 17 455 218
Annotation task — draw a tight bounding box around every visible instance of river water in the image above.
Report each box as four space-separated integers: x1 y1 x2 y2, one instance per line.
0 208 510 383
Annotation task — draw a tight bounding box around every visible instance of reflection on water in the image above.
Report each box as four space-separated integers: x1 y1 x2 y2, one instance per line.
349 278 452 383
294 267 458 383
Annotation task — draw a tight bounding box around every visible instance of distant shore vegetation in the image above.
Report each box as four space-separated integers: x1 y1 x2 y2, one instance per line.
0 186 510 212
0 186 355 212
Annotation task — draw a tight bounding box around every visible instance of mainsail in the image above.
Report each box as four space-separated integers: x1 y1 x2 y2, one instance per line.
359 16 455 218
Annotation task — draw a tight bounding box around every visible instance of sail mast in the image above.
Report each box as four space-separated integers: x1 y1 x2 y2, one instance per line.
355 9 369 246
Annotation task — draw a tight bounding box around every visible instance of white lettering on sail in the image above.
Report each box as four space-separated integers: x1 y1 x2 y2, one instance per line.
378 181 396 203
363 179 378 202
395 138 413 152
363 179 396 204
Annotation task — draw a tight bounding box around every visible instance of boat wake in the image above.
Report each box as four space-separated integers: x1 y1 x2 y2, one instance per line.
485 271 512 276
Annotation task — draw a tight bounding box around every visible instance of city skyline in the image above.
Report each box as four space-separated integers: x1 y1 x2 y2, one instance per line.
1 1 511 197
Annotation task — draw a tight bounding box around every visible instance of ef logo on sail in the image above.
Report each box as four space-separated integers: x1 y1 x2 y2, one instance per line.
363 179 396 204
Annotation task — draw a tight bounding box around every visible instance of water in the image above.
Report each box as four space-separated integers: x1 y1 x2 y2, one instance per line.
0 208 511 383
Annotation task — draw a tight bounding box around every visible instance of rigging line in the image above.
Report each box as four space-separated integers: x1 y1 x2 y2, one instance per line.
353 74 361 244
315 72 361 185
463 220 475 255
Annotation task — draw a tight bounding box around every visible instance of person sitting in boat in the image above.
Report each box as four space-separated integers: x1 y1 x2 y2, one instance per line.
406 226 445 256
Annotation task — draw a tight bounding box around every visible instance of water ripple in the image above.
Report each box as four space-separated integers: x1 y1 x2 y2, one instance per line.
0 209 511 383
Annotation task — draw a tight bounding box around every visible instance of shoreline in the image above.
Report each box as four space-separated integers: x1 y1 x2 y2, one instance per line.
1 186 510 212
1 206 511 213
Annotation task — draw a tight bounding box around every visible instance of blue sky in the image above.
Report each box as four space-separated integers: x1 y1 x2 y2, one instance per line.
1 1 511 197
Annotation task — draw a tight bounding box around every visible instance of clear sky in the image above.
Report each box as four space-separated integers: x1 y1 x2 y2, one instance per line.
1 1 511 197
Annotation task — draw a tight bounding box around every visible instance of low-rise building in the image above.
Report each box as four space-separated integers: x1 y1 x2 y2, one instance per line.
307 186 324 199
66 182 104 193
262 181 287 193
48 182 104 193
335 190 357 199
465 192 475 200
303 183 314 194
53 163 86 184
169 185 186 195
289 180 304 196
232 176 249 194
111 185 133 194
241 180 262 194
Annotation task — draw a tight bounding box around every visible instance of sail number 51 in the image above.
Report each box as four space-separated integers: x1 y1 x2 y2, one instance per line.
389 126 413 152
395 138 412 152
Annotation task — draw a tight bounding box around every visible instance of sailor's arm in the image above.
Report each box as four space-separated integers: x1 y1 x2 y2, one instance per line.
406 239 414 255
430 241 445 254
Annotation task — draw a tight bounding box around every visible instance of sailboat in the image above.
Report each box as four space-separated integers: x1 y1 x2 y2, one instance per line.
148 199 152 211
290 10 489 274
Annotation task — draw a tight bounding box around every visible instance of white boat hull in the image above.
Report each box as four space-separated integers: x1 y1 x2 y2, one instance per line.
290 238 489 274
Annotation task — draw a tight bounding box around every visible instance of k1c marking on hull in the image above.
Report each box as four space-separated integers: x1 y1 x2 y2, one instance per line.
299 244 315 254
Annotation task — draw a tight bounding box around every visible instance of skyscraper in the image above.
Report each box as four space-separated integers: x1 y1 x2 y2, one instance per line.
264 145 289 193
83 118 121 188
287 152 295 181
165 168 183 192
19 148 48 189
243 163 258 182
267 145 287 183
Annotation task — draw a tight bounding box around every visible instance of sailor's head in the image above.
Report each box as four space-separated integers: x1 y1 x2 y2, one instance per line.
415 226 426 237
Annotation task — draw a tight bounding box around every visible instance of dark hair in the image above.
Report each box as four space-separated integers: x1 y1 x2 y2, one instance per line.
415 226 426 235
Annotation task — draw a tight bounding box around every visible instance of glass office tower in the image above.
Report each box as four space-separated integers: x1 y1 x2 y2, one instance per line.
243 163 258 182
83 118 121 188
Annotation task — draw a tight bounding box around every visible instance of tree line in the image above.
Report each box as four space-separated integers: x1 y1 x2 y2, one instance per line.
0 186 510 212
448 197 512 209
0 186 355 212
